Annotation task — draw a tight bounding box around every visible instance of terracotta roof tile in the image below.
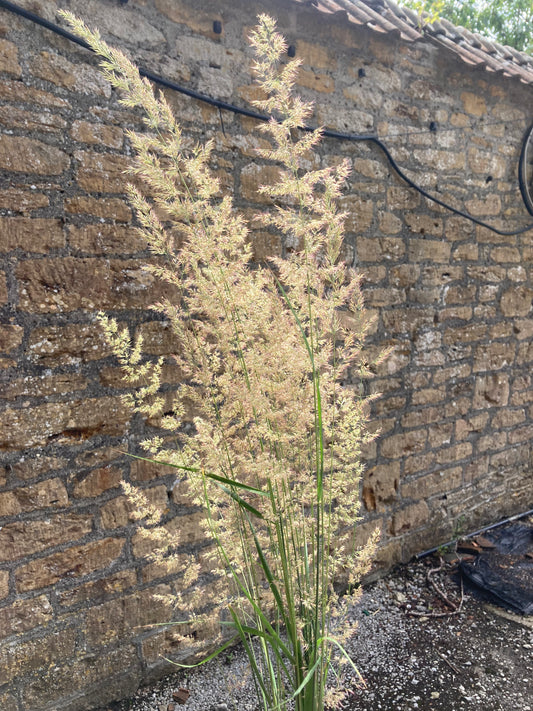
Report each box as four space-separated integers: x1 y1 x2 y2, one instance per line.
293 0 533 85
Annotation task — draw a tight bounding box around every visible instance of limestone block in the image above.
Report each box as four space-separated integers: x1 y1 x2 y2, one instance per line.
15 537 125 592
0 514 93 562
0 478 68 517
65 197 131 223
73 466 123 498
0 626 77 685
0 135 69 175
0 325 23 353
362 461 400 510
500 286 533 317
390 501 429 535
0 38 21 76
0 397 129 449
30 51 111 97
0 595 52 640
28 322 112 366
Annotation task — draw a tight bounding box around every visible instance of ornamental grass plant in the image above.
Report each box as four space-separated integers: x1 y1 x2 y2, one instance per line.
64 12 385 710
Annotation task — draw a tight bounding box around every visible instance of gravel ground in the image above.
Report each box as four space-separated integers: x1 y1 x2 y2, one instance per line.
105 554 533 711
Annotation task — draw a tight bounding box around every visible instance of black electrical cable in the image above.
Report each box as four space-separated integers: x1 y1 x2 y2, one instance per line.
2 0 533 235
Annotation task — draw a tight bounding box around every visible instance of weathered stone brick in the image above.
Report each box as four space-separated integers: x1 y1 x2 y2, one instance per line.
0 373 88 399
136 320 176 355
409 239 451 263
0 513 92 562
141 626 196 665
473 374 510 409
73 467 123 498
390 501 429 535
0 595 52 640
294 39 336 69
464 194 501 216
500 286 533 317
508 265 527 283
15 537 125 592
401 407 441 428
508 424 533 445
65 197 132 223
7 455 66 482
28 322 112 366
513 319 533 341
460 91 487 116
100 486 168 530
468 147 505 177
401 467 462 499
317 103 374 132
464 456 489 483
411 387 445 405
389 264 419 287
0 626 77 685
0 325 23 353
473 341 516 372
0 397 129 450
296 68 334 93
421 265 463 285
362 461 400 510
477 432 507 452
240 164 284 204
17 257 176 312
352 158 388 180
68 223 143 254
0 478 68 517
490 445 529 470
452 243 479 261
0 104 67 133
438 306 472 323
75 150 131 193
131 510 205 558
432 363 471 385
70 120 124 148
21 645 139 708
435 442 472 464
0 38 21 76
86 585 171 647
413 148 464 171
0 187 49 212
356 236 404 261
31 51 111 97
444 285 476 304
382 307 434 335
363 266 387 285
364 288 405 307
0 78 70 107
490 246 521 263
57 569 137 608
404 213 444 237
0 135 69 175
443 323 486 345
0 570 9 599
156 0 221 36
342 196 376 234
379 211 402 234
380 430 426 459
387 186 419 210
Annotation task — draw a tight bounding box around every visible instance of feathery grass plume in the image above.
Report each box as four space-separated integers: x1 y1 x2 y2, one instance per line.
63 10 385 710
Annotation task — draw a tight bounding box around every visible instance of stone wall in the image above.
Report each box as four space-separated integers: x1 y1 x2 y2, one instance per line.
0 0 532 709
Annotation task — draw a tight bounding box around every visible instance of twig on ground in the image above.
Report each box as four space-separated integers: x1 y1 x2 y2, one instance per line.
406 558 465 618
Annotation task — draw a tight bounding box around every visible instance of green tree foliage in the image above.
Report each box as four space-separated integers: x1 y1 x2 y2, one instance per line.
402 0 533 53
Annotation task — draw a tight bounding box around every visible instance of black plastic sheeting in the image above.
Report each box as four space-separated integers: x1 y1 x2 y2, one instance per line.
459 521 533 615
